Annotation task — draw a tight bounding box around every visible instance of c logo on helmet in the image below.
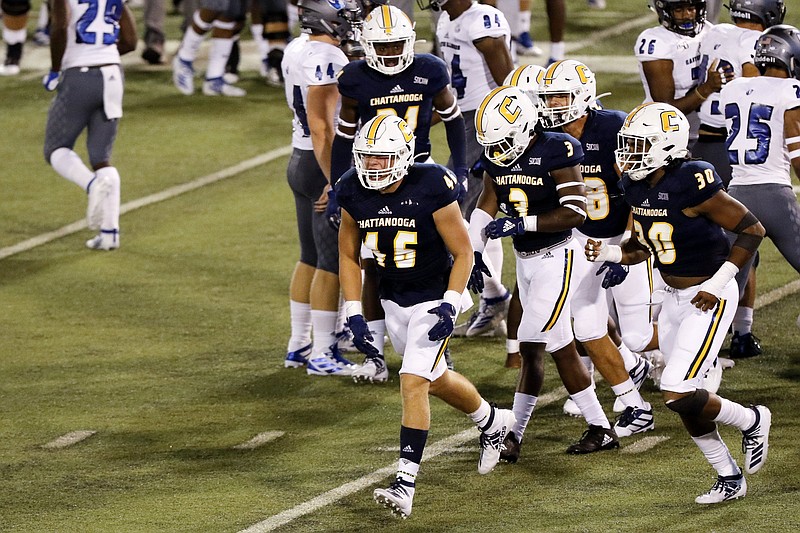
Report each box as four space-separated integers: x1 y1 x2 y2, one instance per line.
575 64 590 84
399 122 414 143
660 110 680 132
499 96 521 124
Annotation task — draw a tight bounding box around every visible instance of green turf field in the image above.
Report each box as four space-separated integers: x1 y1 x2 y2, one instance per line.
1 1 800 531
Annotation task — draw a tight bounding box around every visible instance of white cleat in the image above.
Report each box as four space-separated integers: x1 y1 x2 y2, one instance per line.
477 408 516 474
0 63 21 76
614 356 652 412
352 357 389 383
466 292 511 337
202 77 246 97
374 479 414 519
563 398 582 417
742 405 771 474
85 229 119 251
172 56 195 95
306 354 351 376
695 474 746 504
613 406 655 438
86 174 112 230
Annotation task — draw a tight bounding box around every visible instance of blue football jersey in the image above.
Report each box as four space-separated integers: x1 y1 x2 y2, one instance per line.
336 163 461 307
481 132 584 253
570 109 630 238
621 160 730 277
337 54 450 158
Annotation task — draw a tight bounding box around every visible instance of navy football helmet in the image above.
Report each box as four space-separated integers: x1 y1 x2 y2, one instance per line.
727 0 785 28
298 0 361 41
649 0 706 37
754 24 800 79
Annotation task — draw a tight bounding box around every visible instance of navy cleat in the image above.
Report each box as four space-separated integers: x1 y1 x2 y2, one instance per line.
729 332 762 359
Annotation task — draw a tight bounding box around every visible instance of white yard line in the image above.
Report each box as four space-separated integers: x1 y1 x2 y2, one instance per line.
233 431 285 450
620 435 671 454
0 145 292 261
41 430 97 450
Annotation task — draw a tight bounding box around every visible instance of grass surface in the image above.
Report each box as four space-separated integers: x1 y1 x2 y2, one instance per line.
1 1 800 531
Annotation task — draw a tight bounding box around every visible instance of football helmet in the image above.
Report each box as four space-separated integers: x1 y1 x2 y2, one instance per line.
754 24 800 79
728 0 785 28
298 0 360 41
615 102 690 181
361 5 416 75
475 86 539 167
537 60 597 128
415 0 448 12
354 115 415 190
649 0 706 37
503 64 547 105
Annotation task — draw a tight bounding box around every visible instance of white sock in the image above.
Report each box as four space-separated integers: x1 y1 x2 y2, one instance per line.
692 429 740 477
206 38 233 80
571 385 610 429
311 309 337 356
713 398 757 431
288 300 311 351
618 343 639 372
519 10 531 32
3 27 26 45
49 148 94 190
396 458 419 490
482 238 505 298
468 399 493 430
94 166 120 231
368 319 386 356
550 41 565 60
250 23 268 59
511 392 537 440
178 26 205 63
611 378 649 409
37 3 49 28
732 306 753 335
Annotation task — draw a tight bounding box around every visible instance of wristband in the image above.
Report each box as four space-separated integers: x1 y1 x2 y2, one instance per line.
695 87 708 101
523 215 538 232
443 290 461 312
344 300 363 318
698 261 738 299
506 338 520 353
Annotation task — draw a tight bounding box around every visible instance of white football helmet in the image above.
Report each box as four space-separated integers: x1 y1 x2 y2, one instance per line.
538 60 597 128
475 86 539 167
615 102 690 181
360 5 416 75
354 114 415 190
503 64 547 105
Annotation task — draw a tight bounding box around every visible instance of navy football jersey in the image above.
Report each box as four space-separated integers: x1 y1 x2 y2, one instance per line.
336 163 461 307
566 109 630 238
481 132 584 253
621 160 730 277
337 54 450 159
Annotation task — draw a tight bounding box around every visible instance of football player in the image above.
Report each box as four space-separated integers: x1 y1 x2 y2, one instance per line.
635 0 730 145
329 5 468 382
719 24 800 351
588 102 770 504
425 0 515 338
0 0 30 75
172 0 248 96
42 0 136 250
281 0 361 376
534 60 656 438
337 115 515 519
470 86 619 457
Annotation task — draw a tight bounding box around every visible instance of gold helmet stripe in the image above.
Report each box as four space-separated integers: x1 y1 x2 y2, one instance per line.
366 114 390 145
380 5 394 29
509 66 526 86
476 86 509 136
624 102 656 128
543 60 565 85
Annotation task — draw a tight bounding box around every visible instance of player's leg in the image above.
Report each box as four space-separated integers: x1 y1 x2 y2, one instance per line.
351 254 390 383
203 0 247 97
173 3 220 94
0 0 29 75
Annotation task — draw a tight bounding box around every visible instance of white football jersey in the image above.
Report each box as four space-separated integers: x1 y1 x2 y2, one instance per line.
61 0 124 69
720 76 800 186
437 3 511 112
283 36 346 151
697 23 760 128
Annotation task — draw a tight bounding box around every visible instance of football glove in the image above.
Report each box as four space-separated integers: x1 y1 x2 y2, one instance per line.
455 166 468 203
427 302 456 341
469 158 484 179
596 261 629 289
43 70 60 91
467 251 491 294
484 217 525 239
325 188 341 230
345 314 379 358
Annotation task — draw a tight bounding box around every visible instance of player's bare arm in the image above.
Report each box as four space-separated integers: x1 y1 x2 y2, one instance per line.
307 82 339 209
473 36 513 85
117 4 138 55
337 95 360 138
49 0 68 71
434 201 473 295
785 106 800 176
338 208 364 303
642 59 729 115
537 164 586 232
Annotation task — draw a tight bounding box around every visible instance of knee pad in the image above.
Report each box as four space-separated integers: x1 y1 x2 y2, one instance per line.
621 329 653 354
1 0 30 17
665 389 710 416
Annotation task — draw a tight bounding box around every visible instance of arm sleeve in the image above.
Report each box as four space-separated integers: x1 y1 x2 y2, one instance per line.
444 114 468 177
331 134 355 186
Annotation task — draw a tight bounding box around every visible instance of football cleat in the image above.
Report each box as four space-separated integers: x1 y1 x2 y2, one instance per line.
265 49 285 87
566 425 619 454
499 431 521 464
613 406 655 438
202 77 247 97
742 405 771 474
0 60 20 76
695 474 746 504
34 27 51 46
306 353 351 376
516 31 543 56
613 356 652 412
587 0 606 9
478 408 516 474
729 332 762 359
86 174 112 230
562 398 582 417
374 478 414 519
172 56 195 95
329 343 357 370
352 356 389 383
85 229 119 251
335 328 359 353
452 311 476 337
284 343 311 368
466 292 511 337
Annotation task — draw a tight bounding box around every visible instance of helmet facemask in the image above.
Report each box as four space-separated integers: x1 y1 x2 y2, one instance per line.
616 102 690 181
474 87 538 167
361 6 416 75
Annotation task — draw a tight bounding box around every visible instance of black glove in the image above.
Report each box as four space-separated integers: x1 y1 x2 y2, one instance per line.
325 188 341 230
484 217 525 239
345 314 379 357
596 261 629 289
468 251 491 293
427 302 456 341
